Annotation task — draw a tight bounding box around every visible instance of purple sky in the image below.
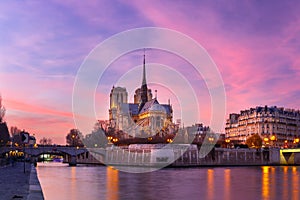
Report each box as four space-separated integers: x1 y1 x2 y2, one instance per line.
0 1 300 144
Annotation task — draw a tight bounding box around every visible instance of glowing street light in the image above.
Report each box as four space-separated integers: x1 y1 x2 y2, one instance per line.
71 134 76 146
166 138 173 143
112 138 119 143
208 137 214 143
225 138 230 148
107 136 113 141
269 135 277 147
270 135 276 141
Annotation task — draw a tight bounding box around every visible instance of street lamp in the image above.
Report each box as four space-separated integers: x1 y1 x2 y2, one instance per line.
107 136 113 140
107 136 113 146
225 139 230 148
263 137 269 147
270 135 276 141
293 138 299 148
71 134 75 147
166 138 173 143
208 137 214 143
112 138 118 143
270 135 276 147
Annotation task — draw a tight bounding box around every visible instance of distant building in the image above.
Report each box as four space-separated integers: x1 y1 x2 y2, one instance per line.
29 135 36 146
11 130 30 147
225 106 300 147
108 53 173 137
186 123 210 143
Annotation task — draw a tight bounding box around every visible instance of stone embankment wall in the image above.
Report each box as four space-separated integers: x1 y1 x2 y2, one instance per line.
66 146 300 167
172 148 280 167
27 165 44 200
104 147 281 167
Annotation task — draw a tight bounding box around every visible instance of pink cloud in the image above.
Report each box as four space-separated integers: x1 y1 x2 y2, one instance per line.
0 71 76 144
1 0 299 143
126 0 300 122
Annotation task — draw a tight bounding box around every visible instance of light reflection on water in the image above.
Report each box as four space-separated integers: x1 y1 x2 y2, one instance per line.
106 167 118 200
262 166 270 199
207 169 214 200
224 169 231 200
37 163 300 200
292 167 299 200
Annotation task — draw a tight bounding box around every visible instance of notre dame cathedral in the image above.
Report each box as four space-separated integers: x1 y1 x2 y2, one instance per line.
108 54 173 137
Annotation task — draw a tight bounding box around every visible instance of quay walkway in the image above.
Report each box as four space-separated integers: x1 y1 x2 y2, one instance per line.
0 162 44 200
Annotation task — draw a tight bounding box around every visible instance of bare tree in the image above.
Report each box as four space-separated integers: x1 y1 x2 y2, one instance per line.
39 137 53 146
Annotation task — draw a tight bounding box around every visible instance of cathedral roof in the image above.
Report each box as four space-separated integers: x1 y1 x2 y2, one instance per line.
129 103 139 115
139 99 158 114
118 103 139 115
139 99 172 115
161 104 172 114
149 104 166 112
118 100 172 116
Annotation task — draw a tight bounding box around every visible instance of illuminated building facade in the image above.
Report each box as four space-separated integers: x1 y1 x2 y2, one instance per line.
225 106 300 147
109 54 173 137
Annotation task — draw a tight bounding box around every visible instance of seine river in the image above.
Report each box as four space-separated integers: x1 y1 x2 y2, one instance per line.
37 162 300 200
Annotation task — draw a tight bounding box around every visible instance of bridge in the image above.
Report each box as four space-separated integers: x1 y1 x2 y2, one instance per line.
0 146 106 166
280 148 300 165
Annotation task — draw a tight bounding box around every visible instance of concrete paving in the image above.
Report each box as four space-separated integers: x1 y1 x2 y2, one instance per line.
0 162 44 200
0 162 30 199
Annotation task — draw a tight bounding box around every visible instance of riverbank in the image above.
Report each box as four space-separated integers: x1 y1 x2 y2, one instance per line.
65 146 300 167
0 162 44 200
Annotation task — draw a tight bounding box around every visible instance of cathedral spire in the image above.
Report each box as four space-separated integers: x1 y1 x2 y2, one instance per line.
139 49 149 111
142 49 146 86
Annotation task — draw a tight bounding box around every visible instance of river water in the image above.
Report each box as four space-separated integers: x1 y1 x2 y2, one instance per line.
37 162 300 200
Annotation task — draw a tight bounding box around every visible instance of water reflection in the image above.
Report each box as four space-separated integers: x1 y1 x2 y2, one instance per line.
282 166 288 199
207 169 214 200
37 163 300 200
262 166 270 199
292 167 299 200
270 167 276 199
224 169 231 200
106 167 119 200
260 166 300 200
70 167 77 200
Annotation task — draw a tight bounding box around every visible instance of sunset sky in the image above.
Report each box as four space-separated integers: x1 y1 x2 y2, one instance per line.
1 1 300 144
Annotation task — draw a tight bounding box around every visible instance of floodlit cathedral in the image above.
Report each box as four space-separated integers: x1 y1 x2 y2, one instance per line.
109 53 173 137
